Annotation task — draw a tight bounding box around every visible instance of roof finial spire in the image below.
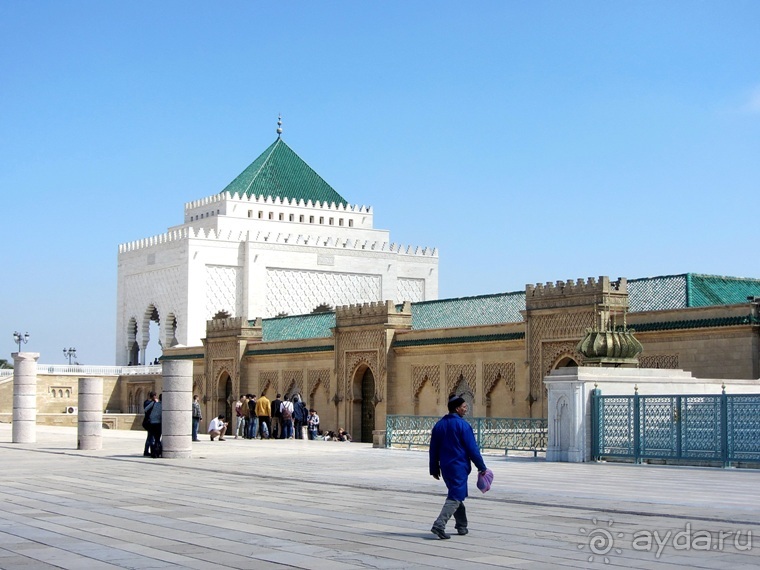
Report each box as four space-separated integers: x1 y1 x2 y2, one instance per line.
276 114 283 138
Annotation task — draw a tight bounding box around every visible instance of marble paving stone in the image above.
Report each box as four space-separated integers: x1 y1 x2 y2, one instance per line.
1 425 759 569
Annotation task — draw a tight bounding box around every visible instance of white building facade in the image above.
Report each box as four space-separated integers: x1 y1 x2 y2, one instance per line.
115 133 439 365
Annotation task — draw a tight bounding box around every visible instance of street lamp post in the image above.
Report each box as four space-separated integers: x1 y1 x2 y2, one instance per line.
13 331 30 353
63 347 77 365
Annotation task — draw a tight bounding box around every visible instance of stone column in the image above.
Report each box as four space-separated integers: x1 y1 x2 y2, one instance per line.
78 377 103 450
161 359 193 459
12 352 39 443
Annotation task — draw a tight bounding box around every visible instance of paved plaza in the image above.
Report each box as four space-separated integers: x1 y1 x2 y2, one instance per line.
0 424 758 569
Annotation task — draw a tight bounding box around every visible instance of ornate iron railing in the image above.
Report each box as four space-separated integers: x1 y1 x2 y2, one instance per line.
1 365 162 378
386 415 547 454
592 389 760 467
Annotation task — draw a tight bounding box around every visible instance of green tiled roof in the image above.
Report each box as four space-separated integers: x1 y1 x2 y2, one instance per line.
628 274 760 312
255 274 760 342
260 312 336 342
410 292 525 330
222 138 348 205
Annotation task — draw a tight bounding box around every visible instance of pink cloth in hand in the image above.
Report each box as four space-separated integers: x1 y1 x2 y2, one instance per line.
476 468 494 493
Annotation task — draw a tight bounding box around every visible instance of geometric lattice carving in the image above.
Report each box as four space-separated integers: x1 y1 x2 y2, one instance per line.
308 368 331 401
283 370 304 398
397 278 425 303
639 354 679 369
446 364 476 398
266 268 381 317
482 362 516 405
412 365 440 398
529 311 594 402
259 371 279 396
205 265 243 320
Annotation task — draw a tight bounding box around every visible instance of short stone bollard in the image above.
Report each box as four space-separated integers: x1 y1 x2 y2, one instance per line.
372 429 387 448
161 359 193 459
78 377 103 450
12 352 40 444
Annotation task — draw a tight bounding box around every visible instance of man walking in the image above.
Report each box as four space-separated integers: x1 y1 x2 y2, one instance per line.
429 395 487 539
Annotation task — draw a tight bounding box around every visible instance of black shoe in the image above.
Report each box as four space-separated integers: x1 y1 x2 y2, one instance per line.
457 528 468 536
431 526 450 540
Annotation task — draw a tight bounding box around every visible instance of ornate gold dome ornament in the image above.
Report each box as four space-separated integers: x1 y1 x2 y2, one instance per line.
576 308 643 367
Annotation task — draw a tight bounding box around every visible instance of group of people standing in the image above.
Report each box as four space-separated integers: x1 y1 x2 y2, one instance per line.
232 393 312 440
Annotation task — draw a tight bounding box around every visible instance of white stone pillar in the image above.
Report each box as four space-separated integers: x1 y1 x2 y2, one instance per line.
161 359 193 459
12 352 39 443
78 377 103 450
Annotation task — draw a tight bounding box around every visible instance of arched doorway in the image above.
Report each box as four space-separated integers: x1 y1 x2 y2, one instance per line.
351 366 376 444
218 372 232 422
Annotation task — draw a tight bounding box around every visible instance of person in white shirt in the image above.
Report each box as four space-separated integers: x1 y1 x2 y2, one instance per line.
280 396 295 439
208 414 228 441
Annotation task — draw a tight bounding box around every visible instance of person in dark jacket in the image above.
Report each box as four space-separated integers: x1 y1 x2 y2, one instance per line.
144 393 163 458
271 394 283 439
293 394 308 439
429 395 487 539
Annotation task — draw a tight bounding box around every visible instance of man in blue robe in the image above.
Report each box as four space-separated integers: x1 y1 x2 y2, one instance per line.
429 395 487 539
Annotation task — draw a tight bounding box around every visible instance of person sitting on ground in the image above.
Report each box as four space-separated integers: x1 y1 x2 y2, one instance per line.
322 430 336 441
208 414 228 441
336 428 352 442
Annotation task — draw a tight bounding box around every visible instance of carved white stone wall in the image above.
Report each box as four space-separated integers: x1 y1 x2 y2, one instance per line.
116 188 439 364
266 268 381 316
205 265 243 318
397 278 425 303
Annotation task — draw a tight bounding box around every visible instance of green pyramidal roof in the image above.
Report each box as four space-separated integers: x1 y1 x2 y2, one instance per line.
221 138 348 205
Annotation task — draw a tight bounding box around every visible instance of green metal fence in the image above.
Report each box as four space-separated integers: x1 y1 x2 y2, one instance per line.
591 389 760 467
385 415 547 455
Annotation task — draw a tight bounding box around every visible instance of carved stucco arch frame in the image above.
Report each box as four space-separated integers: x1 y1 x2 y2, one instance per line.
346 350 381 403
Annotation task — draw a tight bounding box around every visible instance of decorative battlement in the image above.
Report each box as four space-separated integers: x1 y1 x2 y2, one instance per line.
206 316 247 332
335 300 412 328
526 276 627 298
525 276 629 312
119 226 438 257
205 316 263 341
185 192 372 213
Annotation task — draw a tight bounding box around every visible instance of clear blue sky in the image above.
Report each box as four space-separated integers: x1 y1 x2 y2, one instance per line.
2 1 758 365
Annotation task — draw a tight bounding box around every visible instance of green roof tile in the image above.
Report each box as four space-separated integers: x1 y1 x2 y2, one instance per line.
628 274 760 312
410 292 525 330
260 312 335 342
222 138 348 206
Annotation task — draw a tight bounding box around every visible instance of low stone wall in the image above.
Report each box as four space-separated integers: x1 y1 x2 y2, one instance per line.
0 413 142 431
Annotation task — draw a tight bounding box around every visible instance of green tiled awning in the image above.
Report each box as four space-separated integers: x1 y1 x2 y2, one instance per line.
222 138 348 206
410 292 525 330
628 274 760 312
260 312 336 342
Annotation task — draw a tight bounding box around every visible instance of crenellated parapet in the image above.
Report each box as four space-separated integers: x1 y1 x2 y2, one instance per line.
525 276 628 312
205 316 262 341
336 300 412 328
119 226 438 257
185 192 372 213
